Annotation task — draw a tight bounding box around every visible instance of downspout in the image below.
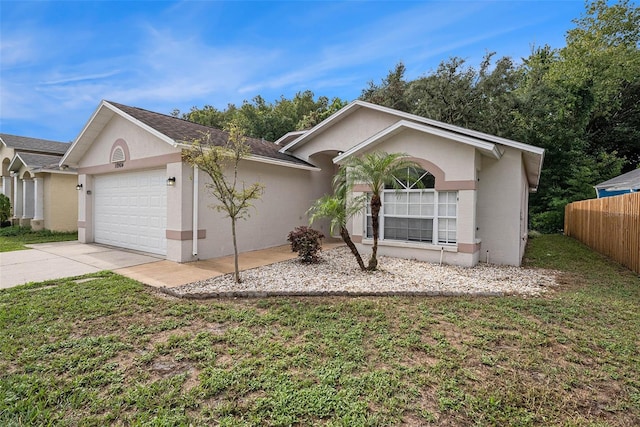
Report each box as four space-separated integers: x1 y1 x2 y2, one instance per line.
192 165 199 257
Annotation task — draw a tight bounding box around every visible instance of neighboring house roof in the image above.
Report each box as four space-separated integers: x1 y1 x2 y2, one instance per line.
61 100 316 169
280 100 545 190
595 168 640 191
8 152 75 174
0 133 69 155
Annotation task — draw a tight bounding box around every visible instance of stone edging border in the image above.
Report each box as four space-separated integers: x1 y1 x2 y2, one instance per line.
157 287 505 299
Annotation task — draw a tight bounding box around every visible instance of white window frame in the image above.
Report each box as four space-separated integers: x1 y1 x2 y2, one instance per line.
363 168 457 246
365 189 457 245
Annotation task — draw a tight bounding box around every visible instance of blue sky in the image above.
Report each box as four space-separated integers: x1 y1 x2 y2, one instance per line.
1 0 586 143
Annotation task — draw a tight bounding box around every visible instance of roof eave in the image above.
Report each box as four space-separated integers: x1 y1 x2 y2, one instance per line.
8 154 25 172
279 100 364 153
246 154 320 171
283 100 546 159
333 120 501 164
61 100 179 167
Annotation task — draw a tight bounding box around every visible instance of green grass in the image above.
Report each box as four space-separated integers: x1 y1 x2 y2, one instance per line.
0 226 78 252
1 235 638 426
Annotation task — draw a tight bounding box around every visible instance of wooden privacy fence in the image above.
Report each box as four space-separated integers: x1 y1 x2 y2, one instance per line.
565 192 640 274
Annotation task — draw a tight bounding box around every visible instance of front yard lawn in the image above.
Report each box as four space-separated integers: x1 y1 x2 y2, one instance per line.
0 235 638 426
0 226 78 252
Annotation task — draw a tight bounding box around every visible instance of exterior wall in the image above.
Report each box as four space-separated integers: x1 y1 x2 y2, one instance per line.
293 108 399 163
78 117 179 169
476 147 524 265
1 147 16 216
74 112 333 262
76 114 181 248
44 173 78 231
371 128 477 181
190 160 325 261
77 173 92 243
519 162 529 261
344 128 481 266
0 146 16 175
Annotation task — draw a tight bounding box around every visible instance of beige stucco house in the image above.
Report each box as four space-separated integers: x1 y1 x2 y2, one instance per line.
0 133 77 231
61 100 543 266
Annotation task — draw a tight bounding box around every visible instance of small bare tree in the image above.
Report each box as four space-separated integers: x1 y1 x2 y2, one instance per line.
182 122 264 283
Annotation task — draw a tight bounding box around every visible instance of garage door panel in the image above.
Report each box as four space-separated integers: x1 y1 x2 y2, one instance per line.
94 169 167 255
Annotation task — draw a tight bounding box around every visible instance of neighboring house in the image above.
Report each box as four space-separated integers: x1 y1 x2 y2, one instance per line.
0 133 77 231
61 100 544 267
594 168 640 198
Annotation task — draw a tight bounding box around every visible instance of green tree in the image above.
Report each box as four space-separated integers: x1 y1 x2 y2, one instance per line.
361 62 409 111
182 122 264 283
406 54 519 135
406 57 477 126
0 194 11 225
178 91 348 142
345 152 421 270
296 97 348 130
308 167 366 271
557 0 640 172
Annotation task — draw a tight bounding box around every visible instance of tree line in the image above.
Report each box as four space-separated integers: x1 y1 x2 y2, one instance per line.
174 0 639 233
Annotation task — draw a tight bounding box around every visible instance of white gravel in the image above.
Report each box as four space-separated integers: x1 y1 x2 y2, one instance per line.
168 246 559 298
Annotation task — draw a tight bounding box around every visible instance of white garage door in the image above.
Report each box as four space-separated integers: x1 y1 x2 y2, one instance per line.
94 169 167 255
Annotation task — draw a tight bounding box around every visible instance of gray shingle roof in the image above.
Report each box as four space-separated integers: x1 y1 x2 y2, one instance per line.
17 153 64 169
595 168 640 190
0 133 69 155
107 101 312 167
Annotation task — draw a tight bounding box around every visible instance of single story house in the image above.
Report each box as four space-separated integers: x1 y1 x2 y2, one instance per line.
61 100 544 266
594 168 640 198
0 133 77 231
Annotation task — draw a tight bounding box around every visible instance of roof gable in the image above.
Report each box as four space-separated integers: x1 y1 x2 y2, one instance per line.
281 100 545 190
333 120 503 164
61 101 313 169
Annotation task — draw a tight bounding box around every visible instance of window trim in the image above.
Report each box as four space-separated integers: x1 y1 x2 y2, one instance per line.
365 188 458 246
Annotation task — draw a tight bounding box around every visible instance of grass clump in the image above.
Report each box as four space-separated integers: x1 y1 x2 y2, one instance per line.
0 226 77 252
0 235 638 425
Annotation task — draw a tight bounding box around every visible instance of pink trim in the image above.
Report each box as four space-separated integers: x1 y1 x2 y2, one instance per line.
351 158 476 192
77 221 86 228
352 184 371 192
110 139 130 163
166 229 206 241
458 242 481 253
78 153 182 175
437 180 477 191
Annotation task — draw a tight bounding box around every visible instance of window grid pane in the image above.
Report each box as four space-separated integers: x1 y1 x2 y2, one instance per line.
364 188 456 245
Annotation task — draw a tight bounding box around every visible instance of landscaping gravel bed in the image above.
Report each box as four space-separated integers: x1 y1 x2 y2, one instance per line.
165 246 559 299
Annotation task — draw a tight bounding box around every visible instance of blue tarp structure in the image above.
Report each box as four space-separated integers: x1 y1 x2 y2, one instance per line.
594 168 640 198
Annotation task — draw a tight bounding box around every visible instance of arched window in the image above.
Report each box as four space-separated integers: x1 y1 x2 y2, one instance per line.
387 167 435 189
366 168 457 245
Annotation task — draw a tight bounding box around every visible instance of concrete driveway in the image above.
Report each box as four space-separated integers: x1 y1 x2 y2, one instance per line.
0 241 162 289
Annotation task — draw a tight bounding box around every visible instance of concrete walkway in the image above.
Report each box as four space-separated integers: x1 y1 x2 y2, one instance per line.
0 240 344 289
115 241 345 288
